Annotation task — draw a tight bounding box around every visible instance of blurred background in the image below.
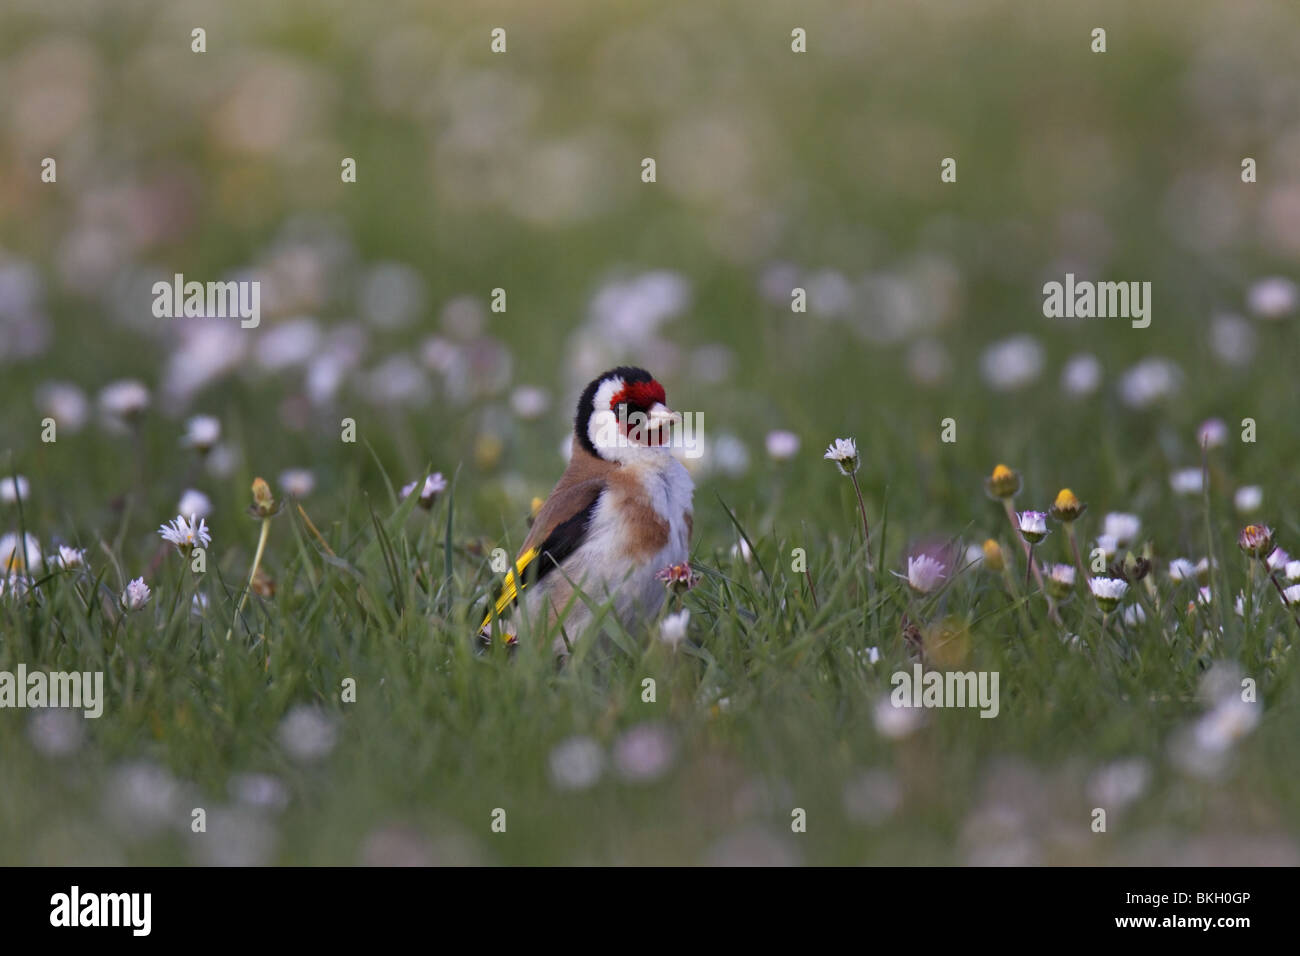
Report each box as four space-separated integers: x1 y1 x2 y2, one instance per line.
2 0 1299 864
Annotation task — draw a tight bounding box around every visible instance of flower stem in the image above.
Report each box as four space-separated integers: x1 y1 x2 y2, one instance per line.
226 517 271 641
848 472 873 572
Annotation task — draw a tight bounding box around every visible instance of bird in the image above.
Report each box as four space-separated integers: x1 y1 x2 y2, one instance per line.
480 366 694 653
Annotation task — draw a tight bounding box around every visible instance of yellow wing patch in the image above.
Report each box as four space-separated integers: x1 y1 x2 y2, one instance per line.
479 547 540 633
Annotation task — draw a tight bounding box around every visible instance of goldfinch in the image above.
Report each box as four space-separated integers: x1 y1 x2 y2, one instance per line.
481 366 694 652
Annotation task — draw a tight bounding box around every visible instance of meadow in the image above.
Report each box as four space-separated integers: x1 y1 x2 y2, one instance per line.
1 0 1299 865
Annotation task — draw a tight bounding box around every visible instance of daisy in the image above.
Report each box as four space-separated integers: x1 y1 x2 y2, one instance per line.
177 489 212 520
656 563 698 594
1283 585 1300 607
1089 576 1128 612
98 379 150 421
1196 418 1228 449
1167 558 1197 582
279 469 316 499
158 514 212 552
1016 510 1049 544
182 415 221 452
0 475 30 505
1094 534 1120 561
121 577 151 611
1246 276 1297 320
1266 547 1291 574
659 609 690 648
1043 563 1076 601
1123 604 1146 626
0 532 42 574
902 554 946 594
1234 486 1263 515
1238 524 1274 559
1286 560 1300 582
1169 468 1204 496
765 430 801 461
400 473 447 509
822 437 859 476
56 545 86 569
1102 513 1141 547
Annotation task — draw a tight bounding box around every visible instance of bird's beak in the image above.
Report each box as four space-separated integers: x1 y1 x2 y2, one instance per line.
647 403 682 428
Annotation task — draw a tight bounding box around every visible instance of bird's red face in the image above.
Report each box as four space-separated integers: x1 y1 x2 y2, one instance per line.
577 367 681 460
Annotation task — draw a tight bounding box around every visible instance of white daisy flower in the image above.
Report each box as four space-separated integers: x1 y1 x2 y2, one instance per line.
1123 604 1146 626
1283 584 1300 606
1194 557 1215 585
121 577 151 611
1118 357 1181 409
823 437 859 476
0 475 30 504
176 489 212 520
1234 485 1263 515
1016 510 1049 544
56 545 86 569
35 381 89 433
1102 512 1141 547
1266 547 1291 574
1167 558 1197 582
903 555 945 594
279 469 316 498
1197 587 1214 607
1094 534 1120 561
1044 563 1075 600
1233 591 1245 617
182 415 221 452
1246 276 1297 320
1088 576 1128 612
1286 561 1300 582
158 514 212 552
659 609 690 648
765 429 801 461
98 379 150 421
1169 468 1204 496
0 531 42 574
1060 353 1102 397
730 537 753 563
509 385 551 421
980 334 1044 391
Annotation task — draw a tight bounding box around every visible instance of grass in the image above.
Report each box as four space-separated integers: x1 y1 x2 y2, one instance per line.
1 0 1299 865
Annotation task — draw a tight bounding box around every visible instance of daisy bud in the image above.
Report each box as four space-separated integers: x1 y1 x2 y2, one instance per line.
1043 563 1076 601
823 437 859 476
1238 524 1274 559
1050 488 1086 523
1088 576 1128 613
121 577 152 612
981 538 1005 572
250 477 278 518
656 562 698 594
1016 510 1050 545
984 463 1021 500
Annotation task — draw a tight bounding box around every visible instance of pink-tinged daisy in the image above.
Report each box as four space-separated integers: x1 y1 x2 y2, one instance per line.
121 577 151 611
900 555 945 594
1238 524 1274 559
